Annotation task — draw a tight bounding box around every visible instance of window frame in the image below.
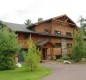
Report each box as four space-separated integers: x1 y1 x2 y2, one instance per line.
55 43 61 48
44 29 49 34
66 32 72 36
67 43 72 48
54 30 61 35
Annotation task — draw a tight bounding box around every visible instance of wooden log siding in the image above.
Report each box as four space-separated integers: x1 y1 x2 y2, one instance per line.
19 40 28 49
47 48 61 56
15 14 77 59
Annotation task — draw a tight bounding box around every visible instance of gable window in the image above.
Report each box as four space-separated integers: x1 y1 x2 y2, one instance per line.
55 43 61 48
54 30 61 35
66 32 72 36
44 29 49 34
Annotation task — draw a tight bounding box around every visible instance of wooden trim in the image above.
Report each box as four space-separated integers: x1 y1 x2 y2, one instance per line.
54 20 76 26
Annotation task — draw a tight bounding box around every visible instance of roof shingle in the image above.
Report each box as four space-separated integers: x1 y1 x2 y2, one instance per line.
3 22 36 33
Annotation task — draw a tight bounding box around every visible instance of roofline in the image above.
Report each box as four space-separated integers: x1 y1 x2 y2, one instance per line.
16 31 73 39
52 14 77 25
16 31 39 34
36 40 55 47
27 14 77 28
27 18 52 28
2 21 25 26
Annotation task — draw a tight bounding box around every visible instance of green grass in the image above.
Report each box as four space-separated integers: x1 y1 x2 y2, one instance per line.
0 65 51 80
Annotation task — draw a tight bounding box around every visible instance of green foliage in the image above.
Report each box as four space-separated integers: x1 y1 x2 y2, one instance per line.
24 19 32 26
0 65 51 80
78 16 86 36
57 56 70 62
71 29 86 62
38 18 43 22
56 57 64 62
23 35 41 71
62 56 70 60
0 26 20 70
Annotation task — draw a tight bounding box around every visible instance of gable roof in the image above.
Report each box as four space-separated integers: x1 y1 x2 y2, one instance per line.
28 14 77 28
52 14 76 23
36 40 54 47
36 40 49 46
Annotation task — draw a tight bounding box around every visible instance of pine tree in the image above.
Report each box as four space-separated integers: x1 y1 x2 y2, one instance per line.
71 29 86 62
23 35 41 71
0 26 20 70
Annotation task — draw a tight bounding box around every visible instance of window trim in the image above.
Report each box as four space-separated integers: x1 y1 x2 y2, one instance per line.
66 32 72 36
55 43 61 48
67 43 72 48
54 30 61 35
44 29 49 34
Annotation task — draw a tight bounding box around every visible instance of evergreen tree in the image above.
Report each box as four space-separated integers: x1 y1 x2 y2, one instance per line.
23 35 41 71
24 19 32 26
38 18 43 22
0 24 20 70
71 29 86 62
78 16 86 35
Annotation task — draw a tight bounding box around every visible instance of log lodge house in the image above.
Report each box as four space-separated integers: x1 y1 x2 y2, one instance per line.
3 14 77 62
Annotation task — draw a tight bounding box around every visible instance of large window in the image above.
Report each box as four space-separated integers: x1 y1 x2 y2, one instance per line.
54 30 61 35
66 32 72 36
44 29 49 34
55 43 61 48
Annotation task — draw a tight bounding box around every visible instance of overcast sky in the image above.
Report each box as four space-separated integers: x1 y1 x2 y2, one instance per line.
0 0 86 24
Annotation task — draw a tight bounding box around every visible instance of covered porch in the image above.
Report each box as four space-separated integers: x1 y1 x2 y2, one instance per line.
36 40 54 62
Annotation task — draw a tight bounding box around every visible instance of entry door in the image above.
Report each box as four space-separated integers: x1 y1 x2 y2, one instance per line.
18 50 24 62
42 49 47 60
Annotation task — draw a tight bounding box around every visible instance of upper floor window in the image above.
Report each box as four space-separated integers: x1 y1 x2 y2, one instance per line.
66 32 72 36
54 30 61 35
55 43 61 48
44 29 49 34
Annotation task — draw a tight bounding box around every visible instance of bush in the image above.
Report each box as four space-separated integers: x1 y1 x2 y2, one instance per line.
0 26 20 70
71 29 86 62
0 53 15 70
57 56 71 62
62 56 70 60
57 58 64 62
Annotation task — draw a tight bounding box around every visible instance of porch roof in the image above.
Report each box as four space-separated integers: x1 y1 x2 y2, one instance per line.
36 40 54 47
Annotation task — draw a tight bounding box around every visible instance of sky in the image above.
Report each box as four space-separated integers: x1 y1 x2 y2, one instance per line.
0 0 86 25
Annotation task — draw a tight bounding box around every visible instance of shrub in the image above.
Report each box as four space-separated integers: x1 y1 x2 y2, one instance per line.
62 56 70 60
0 26 20 70
71 29 86 62
57 58 64 62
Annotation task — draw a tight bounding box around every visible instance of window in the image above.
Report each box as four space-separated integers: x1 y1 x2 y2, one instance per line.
54 30 61 35
66 32 72 36
44 29 49 34
55 43 61 48
67 43 72 48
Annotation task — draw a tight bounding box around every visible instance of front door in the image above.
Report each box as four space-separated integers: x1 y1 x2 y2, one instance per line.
42 48 47 60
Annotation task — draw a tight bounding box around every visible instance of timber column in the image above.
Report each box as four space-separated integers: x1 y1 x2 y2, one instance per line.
61 38 67 57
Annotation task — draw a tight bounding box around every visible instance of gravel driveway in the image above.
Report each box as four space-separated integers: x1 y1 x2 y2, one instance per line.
41 61 86 80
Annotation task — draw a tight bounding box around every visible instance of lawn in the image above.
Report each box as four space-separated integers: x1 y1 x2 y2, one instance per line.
0 65 51 80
